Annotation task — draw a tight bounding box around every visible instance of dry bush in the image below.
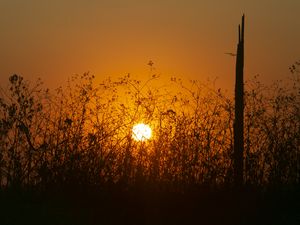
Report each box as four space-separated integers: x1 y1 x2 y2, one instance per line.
244 72 300 187
0 69 299 191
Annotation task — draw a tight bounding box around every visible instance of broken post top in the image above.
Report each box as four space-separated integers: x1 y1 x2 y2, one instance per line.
238 14 245 43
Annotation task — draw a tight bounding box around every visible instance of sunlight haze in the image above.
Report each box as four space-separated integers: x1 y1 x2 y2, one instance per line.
0 0 299 90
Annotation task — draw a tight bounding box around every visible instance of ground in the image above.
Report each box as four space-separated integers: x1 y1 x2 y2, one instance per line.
1 187 299 225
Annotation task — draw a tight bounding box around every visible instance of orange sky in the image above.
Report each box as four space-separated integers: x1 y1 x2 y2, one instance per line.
1 0 299 91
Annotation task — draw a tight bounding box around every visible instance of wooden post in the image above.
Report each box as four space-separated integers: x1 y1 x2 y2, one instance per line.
234 15 245 187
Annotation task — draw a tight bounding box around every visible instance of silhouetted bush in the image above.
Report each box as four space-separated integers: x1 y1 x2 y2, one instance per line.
0 70 299 192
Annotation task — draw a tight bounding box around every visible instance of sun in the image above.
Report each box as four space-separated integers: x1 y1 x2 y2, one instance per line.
132 123 152 141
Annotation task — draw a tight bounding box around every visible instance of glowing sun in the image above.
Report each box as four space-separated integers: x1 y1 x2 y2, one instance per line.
132 123 152 141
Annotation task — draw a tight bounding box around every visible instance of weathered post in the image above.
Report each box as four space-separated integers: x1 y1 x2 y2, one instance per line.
234 15 245 187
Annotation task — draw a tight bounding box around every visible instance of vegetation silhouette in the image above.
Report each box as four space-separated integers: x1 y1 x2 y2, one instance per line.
234 14 245 187
0 68 299 224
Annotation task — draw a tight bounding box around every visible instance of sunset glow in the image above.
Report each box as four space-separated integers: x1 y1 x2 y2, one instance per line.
0 2 299 223
1 1 299 90
132 123 152 141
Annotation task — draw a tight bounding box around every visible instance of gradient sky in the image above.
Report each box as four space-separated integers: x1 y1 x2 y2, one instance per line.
1 0 299 90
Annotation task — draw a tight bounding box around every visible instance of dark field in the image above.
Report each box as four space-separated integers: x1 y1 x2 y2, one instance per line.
1 72 299 225
1 187 299 225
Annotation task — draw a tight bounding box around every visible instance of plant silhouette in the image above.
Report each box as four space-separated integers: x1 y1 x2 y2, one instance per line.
234 15 245 187
0 71 299 190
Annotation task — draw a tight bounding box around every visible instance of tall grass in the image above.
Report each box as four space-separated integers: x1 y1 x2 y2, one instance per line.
0 70 299 192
